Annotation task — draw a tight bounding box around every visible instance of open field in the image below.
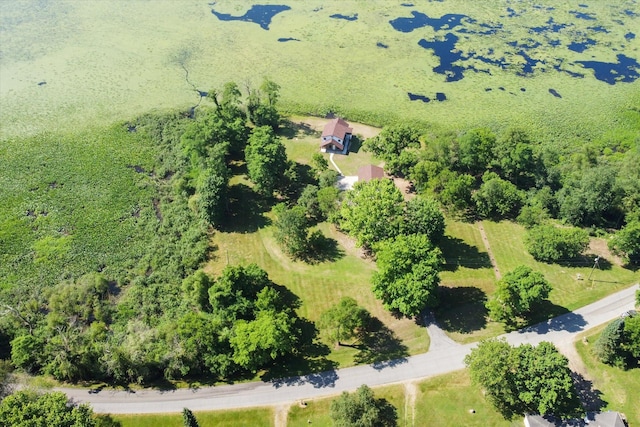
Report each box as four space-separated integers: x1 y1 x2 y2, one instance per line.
1 1 638 143
113 407 273 427
576 325 640 425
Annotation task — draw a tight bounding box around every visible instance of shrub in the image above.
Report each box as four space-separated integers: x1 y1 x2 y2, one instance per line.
525 224 589 263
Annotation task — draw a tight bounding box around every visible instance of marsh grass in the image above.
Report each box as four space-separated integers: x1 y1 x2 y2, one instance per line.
1 1 638 142
0 124 159 288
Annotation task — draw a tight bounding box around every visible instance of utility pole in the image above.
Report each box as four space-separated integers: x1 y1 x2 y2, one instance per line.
588 256 601 281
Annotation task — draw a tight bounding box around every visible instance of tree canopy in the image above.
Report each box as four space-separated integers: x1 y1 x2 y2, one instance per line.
339 179 404 249
525 224 589 263
319 297 370 346
487 266 552 326
0 390 97 427
465 339 581 420
372 234 442 317
608 219 640 265
245 126 288 196
402 196 445 242
330 385 398 427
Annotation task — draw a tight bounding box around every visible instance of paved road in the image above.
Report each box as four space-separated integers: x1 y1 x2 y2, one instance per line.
57 284 638 414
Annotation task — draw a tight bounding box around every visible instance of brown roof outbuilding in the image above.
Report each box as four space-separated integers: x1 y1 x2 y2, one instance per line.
357 165 384 182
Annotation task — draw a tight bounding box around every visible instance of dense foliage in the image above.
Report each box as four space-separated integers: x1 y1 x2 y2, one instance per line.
0 390 97 427
487 266 552 326
524 224 589 263
330 385 398 427
609 219 640 265
593 314 640 368
319 297 370 346
372 234 443 317
465 339 582 420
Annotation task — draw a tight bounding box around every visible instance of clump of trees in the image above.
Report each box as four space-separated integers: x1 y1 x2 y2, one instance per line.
465 339 582 420
524 224 589 263
487 266 552 327
608 219 640 265
372 234 443 318
593 314 640 368
330 384 398 427
0 390 99 427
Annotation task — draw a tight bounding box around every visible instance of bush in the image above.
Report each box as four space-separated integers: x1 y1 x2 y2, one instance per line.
525 224 589 263
593 317 626 367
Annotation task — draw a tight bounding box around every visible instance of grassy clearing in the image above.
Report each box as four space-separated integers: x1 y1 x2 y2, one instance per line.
2 1 638 143
481 221 639 311
287 384 406 427
113 407 273 427
436 221 506 343
576 325 640 425
414 370 519 427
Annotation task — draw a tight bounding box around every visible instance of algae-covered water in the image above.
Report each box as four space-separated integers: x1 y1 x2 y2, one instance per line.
1 0 639 140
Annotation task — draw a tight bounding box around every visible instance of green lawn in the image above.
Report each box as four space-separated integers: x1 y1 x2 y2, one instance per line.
287 384 406 427
576 325 640 426
481 221 638 311
112 407 273 427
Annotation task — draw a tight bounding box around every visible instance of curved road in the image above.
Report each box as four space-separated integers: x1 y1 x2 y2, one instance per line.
57 284 638 414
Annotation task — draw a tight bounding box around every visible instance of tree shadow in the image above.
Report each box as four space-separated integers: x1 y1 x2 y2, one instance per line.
348 135 363 154
270 282 303 310
278 119 320 140
574 254 614 271
518 302 586 334
353 317 409 370
571 372 607 412
219 183 271 232
435 286 488 334
282 162 317 201
262 320 339 389
439 235 492 271
303 231 345 264
94 414 123 427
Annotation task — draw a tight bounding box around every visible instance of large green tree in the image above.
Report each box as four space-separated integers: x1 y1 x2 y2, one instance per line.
272 203 311 259
465 339 581 420
330 385 398 427
487 266 552 326
608 219 640 265
339 179 404 249
473 172 524 219
0 390 97 427
363 124 420 163
402 196 445 242
525 224 589 263
319 297 370 346
245 126 288 196
372 234 442 317
457 127 495 176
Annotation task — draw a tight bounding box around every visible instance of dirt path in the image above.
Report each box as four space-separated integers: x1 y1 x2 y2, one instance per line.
403 382 418 427
477 222 501 280
274 403 291 427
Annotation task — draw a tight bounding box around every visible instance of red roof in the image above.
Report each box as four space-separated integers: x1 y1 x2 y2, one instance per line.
322 118 353 141
357 165 384 182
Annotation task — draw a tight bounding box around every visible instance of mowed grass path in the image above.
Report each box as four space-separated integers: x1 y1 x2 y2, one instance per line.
576 325 640 426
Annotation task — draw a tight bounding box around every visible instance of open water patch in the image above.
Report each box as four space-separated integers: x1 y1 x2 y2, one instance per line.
625 32 636 41
210 4 291 30
408 92 447 102
330 13 357 21
418 33 466 82
570 10 596 21
576 54 640 84
567 38 597 53
390 11 468 32
278 37 300 42
529 18 571 34
548 88 562 98
376 42 389 49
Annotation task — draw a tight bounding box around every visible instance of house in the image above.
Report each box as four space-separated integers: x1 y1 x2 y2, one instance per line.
523 412 626 427
320 118 353 154
357 165 384 183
